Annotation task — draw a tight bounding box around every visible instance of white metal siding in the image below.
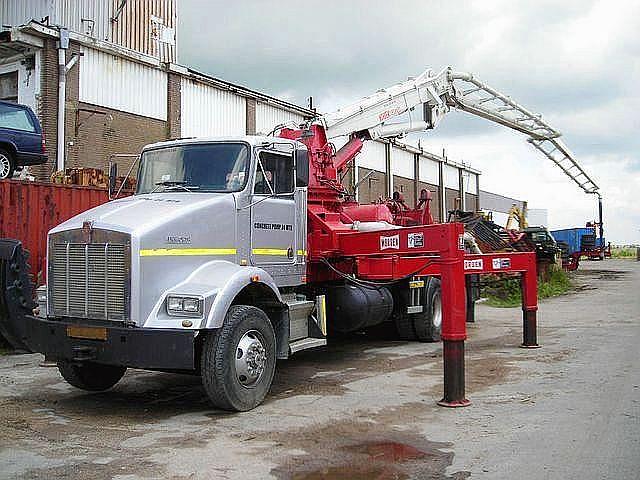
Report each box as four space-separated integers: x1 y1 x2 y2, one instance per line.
355 140 386 172
255 102 304 134
444 164 459 189
0 0 52 28
79 46 167 120
181 79 246 137
419 157 439 184
0 0 111 40
390 146 414 178
464 172 478 194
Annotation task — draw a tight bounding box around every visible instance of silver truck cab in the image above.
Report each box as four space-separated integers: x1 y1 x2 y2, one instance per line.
29 136 324 411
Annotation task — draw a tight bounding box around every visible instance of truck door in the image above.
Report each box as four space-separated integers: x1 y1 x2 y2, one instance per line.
251 150 297 265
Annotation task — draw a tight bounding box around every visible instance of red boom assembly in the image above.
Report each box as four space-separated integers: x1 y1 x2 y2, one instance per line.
279 123 538 407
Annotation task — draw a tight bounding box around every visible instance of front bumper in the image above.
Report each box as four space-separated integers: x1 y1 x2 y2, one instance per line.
22 315 198 370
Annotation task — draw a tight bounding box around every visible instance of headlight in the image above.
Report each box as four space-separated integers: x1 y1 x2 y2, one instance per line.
166 295 203 317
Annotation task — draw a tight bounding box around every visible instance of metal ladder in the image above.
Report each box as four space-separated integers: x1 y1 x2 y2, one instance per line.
448 70 600 195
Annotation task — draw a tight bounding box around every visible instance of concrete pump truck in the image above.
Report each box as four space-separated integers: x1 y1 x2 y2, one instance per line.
0 67 600 411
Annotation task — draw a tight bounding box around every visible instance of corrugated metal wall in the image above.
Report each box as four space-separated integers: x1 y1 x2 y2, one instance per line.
0 0 53 28
390 146 414 178
255 102 305 134
79 46 168 120
110 0 177 62
180 78 246 137
0 180 111 283
356 140 386 171
1 0 177 61
443 164 459 189
419 157 439 184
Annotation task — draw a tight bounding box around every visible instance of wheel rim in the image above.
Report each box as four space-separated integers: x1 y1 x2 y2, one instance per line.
235 330 267 388
0 154 10 179
432 292 442 330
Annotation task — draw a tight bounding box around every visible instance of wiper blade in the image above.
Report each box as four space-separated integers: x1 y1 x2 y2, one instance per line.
152 181 200 193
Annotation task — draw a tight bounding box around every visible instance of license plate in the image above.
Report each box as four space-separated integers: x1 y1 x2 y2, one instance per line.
66 326 107 341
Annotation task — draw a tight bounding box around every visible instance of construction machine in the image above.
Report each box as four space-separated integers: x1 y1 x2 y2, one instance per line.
1 67 598 411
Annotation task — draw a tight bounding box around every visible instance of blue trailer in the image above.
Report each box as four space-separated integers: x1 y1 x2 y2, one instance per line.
550 226 609 269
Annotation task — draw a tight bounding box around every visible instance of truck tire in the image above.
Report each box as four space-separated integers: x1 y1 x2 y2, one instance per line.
413 278 442 342
57 361 126 391
0 149 15 180
392 287 417 340
201 305 276 411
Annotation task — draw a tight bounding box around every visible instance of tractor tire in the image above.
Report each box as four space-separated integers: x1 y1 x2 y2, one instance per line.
0 149 15 180
201 305 276 411
413 278 442 342
57 361 126 391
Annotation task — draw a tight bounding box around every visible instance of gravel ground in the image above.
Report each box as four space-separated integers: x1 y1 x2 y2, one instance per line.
0 259 638 479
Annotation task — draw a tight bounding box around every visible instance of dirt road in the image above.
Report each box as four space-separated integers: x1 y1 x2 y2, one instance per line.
1 259 638 479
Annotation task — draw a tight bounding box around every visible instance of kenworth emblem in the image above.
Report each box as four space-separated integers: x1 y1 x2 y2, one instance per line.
81 220 93 243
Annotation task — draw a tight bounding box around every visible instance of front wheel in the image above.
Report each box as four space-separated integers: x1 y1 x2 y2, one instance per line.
201 305 276 411
57 361 126 391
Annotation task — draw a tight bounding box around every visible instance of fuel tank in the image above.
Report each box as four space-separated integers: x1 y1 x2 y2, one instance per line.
326 283 394 333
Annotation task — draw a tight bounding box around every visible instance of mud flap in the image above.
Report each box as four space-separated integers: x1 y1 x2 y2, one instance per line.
0 239 36 351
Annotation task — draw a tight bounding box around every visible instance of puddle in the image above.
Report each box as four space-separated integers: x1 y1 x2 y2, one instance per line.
292 464 406 480
346 441 428 462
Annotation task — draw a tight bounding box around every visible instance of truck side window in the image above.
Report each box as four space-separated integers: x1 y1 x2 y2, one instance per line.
254 151 294 195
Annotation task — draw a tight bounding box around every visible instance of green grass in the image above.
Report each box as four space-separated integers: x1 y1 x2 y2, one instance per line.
482 267 572 307
611 246 636 258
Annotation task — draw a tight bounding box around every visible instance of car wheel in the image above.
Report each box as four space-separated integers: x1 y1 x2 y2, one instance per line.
201 305 276 411
0 149 15 180
57 361 126 391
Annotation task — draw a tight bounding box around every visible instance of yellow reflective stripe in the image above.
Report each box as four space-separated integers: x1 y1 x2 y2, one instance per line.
297 250 307 256
140 248 237 257
252 248 289 256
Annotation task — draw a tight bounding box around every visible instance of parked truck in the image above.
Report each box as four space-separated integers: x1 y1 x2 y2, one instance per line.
1 67 598 410
551 224 610 270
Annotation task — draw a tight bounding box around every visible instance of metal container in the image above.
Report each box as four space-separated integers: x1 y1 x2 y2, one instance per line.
0 180 111 283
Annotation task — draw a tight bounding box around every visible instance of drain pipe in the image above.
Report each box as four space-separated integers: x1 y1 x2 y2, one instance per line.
56 28 69 173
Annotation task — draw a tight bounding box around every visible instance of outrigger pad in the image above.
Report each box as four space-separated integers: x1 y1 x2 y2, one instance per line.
0 239 36 351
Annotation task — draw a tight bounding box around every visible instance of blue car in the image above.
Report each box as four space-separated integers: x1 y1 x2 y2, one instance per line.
0 101 47 179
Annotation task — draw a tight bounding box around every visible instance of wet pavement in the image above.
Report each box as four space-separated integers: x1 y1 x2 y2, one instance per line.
0 259 638 479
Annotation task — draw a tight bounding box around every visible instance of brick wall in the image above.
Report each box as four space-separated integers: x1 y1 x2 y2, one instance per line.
392 175 415 207
66 102 166 175
357 167 386 204
31 38 59 181
167 72 181 139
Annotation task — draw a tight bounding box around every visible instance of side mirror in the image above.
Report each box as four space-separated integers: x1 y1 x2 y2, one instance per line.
108 162 118 199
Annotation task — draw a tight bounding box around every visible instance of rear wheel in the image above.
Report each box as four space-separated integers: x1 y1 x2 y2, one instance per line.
413 278 442 342
0 149 15 180
57 361 126 391
201 305 276 411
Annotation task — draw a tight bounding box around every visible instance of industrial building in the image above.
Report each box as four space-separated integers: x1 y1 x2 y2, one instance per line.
0 0 493 222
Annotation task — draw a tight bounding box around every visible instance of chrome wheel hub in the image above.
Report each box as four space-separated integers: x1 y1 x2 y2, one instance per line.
0 154 10 179
432 292 442 329
235 330 267 388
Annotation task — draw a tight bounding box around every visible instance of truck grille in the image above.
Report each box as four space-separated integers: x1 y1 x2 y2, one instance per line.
49 239 130 321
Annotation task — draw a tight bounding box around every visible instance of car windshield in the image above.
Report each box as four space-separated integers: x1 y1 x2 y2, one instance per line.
136 143 250 194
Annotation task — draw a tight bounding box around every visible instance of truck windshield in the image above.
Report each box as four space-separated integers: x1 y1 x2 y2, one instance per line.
136 143 250 194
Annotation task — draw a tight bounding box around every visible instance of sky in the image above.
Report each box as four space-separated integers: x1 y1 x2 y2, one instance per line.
178 0 640 244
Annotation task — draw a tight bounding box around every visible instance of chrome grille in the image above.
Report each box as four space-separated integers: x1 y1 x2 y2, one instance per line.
49 241 129 321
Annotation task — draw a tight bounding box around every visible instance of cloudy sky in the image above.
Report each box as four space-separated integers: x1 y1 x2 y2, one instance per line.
179 0 639 244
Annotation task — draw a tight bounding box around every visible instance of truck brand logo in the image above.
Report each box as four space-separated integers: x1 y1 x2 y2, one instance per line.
378 106 405 122
254 222 293 231
380 234 400 250
82 220 94 243
492 258 511 269
407 232 424 248
464 259 483 270
166 234 192 244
